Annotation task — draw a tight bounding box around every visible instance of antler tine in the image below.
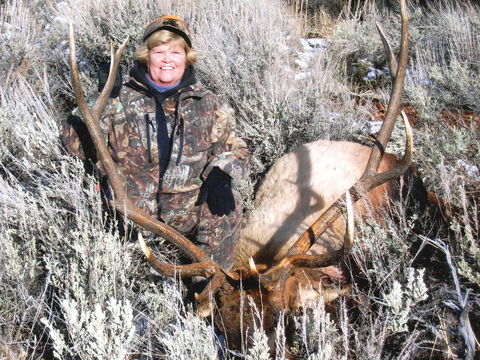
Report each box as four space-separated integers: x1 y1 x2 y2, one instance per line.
138 233 216 278
361 110 412 190
69 23 219 272
90 37 129 117
283 0 410 258
376 21 398 80
363 0 408 179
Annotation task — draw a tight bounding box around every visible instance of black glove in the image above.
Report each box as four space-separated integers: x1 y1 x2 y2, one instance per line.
196 167 235 216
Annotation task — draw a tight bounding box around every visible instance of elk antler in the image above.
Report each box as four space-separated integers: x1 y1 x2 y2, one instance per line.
361 0 409 184
69 23 222 279
260 0 410 288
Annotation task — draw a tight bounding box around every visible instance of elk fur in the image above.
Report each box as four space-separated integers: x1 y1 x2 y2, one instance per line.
234 138 421 269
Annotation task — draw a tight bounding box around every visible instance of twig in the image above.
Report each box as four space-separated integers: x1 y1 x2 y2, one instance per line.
421 236 477 360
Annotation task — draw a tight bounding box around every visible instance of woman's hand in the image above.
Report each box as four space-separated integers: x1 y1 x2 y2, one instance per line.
196 167 235 216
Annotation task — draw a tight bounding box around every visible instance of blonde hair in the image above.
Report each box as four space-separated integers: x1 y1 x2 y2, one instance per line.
135 30 197 67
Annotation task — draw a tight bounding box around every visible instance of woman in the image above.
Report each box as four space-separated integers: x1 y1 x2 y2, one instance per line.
63 16 249 269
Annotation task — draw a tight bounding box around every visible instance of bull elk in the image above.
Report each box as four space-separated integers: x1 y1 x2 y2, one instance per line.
69 0 410 355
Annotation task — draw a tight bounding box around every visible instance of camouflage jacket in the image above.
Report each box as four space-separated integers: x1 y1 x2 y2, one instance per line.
63 63 249 214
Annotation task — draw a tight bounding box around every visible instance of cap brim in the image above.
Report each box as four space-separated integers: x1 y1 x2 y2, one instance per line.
143 25 192 48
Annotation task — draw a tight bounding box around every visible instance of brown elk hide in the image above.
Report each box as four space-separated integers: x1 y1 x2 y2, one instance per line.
234 139 424 269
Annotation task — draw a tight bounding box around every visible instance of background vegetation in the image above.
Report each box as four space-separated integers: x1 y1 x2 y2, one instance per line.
0 0 479 358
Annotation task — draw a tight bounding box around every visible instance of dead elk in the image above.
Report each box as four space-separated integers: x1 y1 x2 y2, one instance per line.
69 0 412 355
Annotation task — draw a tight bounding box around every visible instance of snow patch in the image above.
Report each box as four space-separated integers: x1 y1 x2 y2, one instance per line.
294 37 328 80
456 159 480 180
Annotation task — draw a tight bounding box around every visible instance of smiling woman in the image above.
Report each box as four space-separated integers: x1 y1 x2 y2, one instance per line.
148 43 187 86
134 16 198 88
62 15 250 270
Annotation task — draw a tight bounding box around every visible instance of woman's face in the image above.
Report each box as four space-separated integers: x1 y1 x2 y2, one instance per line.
148 43 187 87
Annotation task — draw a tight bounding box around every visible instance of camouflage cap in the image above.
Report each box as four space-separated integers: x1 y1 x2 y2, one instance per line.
143 15 192 48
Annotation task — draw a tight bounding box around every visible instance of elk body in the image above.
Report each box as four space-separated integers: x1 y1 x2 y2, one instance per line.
69 0 411 356
207 140 417 353
235 139 421 269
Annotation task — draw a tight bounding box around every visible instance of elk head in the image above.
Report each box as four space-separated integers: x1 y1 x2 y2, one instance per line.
69 0 410 354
